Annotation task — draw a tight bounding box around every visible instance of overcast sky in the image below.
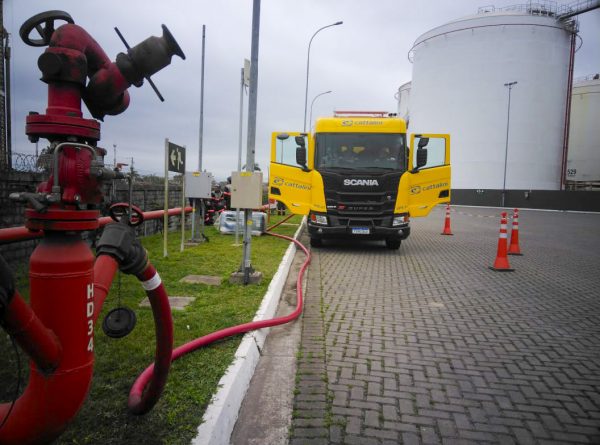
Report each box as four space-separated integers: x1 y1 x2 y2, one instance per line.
5 0 599 181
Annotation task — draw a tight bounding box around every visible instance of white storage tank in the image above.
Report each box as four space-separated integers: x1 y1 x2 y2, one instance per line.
566 75 600 183
396 81 411 123
407 6 575 190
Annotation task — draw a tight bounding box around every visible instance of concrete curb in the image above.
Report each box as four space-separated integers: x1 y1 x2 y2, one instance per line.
191 218 306 445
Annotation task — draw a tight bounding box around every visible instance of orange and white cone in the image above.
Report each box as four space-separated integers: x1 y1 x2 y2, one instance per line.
441 204 453 235
489 212 514 272
508 208 523 256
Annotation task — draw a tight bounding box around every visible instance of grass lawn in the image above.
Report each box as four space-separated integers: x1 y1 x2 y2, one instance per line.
0 215 302 444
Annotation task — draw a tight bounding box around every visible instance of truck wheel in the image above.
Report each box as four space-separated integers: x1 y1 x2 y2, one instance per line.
385 238 401 250
310 237 323 248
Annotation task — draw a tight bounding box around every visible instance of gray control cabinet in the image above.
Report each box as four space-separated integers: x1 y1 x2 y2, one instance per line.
185 172 212 199
230 171 263 208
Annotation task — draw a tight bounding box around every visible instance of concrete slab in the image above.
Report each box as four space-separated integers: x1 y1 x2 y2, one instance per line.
138 296 195 310
180 275 222 286
229 271 263 285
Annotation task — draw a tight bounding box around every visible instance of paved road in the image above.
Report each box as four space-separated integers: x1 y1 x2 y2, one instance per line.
234 206 600 444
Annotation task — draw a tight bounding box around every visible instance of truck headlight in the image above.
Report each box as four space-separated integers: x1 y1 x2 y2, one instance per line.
310 213 328 225
392 214 409 226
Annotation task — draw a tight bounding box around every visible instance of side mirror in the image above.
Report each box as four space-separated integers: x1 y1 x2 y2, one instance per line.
296 146 307 167
417 137 429 149
416 148 428 169
277 133 290 141
295 136 306 147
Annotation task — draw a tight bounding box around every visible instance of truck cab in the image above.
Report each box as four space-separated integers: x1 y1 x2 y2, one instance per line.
269 111 450 249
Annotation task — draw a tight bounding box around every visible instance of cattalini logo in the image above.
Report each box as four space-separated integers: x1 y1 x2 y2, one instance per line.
410 186 421 195
272 176 311 191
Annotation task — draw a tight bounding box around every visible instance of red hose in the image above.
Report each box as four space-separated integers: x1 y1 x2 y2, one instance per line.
266 213 295 232
129 229 310 405
128 263 174 414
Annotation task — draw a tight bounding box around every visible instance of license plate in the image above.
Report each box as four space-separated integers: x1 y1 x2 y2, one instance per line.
352 227 370 235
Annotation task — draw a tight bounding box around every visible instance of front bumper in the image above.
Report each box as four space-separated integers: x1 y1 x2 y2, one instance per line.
307 220 410 241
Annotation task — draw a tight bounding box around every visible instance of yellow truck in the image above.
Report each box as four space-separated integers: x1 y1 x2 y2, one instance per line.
269 111 450 249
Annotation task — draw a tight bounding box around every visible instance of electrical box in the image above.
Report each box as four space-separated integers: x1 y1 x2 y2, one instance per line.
231 171 263 208
185 171 212 199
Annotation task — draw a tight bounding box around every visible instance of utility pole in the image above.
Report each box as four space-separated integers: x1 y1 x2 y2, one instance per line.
240 0 261 284
193 24 207 243
0 0 8 171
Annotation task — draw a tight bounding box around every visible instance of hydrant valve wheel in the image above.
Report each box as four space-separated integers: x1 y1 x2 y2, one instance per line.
19 10 75 47
109 203 144 227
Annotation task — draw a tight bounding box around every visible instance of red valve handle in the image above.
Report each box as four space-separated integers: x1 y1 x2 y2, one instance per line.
19 10 74 47
108 203 144 227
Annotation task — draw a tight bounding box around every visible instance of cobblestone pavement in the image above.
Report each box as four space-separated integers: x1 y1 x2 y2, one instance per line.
289 206 600 445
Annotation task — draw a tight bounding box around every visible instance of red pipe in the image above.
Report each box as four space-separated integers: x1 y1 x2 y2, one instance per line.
0 234 95 445
560 31 576 190
0 207 193 245
46 23 131 117
0 290 62 372
129 230 310 406
128 263 174 414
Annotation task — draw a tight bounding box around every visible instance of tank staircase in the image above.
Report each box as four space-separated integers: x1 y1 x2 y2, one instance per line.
557 0 600 20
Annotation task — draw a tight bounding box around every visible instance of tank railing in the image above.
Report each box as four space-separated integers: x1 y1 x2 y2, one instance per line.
477 1 559 16
573 73 600 83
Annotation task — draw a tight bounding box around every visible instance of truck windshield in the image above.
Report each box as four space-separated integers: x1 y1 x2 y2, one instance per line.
315 133 406 171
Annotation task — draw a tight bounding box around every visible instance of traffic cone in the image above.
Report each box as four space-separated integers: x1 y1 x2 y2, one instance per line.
508 208 523 256
441 204 453 235
489 212 514 272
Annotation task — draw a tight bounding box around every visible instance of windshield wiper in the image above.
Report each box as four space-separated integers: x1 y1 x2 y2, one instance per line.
320 166 358 171
363 166 398 171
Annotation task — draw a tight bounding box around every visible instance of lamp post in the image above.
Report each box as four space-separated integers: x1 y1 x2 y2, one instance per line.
303 21 342 132
309 90 332 131
502 81 517 208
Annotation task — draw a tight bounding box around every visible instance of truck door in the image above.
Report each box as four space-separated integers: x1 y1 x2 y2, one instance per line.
269 132 312 215
408 134 451 217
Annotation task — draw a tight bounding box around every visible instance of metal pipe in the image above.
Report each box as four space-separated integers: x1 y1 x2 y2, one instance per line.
0 207 193 245
0 233 95 445
236 66 245 246
309 90 332 131
198 25 205 172
560 32 576 190
241 0 261 283
502 81 517 207
1 290 62 372
302 21 342 132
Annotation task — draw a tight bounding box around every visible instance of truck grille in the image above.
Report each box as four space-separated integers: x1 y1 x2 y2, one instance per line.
320 171 403 220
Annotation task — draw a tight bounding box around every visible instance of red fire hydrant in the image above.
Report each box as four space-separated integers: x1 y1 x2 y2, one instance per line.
0 11 184 444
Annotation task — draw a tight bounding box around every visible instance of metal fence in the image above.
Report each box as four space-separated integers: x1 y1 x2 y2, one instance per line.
10 152 48 173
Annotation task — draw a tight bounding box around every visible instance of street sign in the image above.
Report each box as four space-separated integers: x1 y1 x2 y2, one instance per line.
168 142 186 173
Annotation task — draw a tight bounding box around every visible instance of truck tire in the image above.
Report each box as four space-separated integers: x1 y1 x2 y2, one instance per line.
385 238 401 250
310 237 323 248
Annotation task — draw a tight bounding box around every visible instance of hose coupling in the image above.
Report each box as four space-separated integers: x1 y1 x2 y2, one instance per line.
96 222 147 275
